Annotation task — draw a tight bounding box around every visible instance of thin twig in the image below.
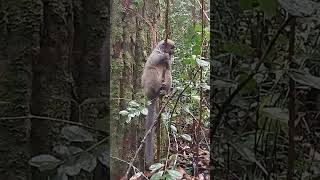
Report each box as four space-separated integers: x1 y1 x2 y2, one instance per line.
111 155 148 180
170 68 201 118
164 122 172 170
195 0 210 21
0 114 107 134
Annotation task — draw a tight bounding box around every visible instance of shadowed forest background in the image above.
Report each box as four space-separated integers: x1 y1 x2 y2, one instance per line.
0 0 110 179
1 0 320 180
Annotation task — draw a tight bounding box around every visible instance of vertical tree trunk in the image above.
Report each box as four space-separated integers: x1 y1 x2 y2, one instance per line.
0 0 42 179
31 1 74 179
110 0 161 176
0 0 110 179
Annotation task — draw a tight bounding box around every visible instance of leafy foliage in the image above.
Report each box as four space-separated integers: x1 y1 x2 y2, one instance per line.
212 0 320 179
29 126 108 179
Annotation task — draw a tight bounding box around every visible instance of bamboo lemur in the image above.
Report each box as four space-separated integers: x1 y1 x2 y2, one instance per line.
141 39 175 167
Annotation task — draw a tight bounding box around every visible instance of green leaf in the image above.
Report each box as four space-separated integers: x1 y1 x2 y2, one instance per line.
262 107 289 122
61 152 97 175
170 125 177 133
238 73 257 94
150 170 164 180
129 100 140 107
62 164 81 176
119 110 129 116
141 108 148 115
98 152 109 167
224 42 253 58
230 143 268 176
126 116 132 123
258 0 278 17
167 169 183 179
61 126 94 142
289 69 320 90
200 83 210 90
53 167 68 180
191 95 200 101
182 57 194 65
181 134 192 142
149 163 164 171
29 154 61 172
196 58 209 68
53 145 70 157
78 152 97 172
240 0 253 10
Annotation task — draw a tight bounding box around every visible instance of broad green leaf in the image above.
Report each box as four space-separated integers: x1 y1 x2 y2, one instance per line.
141 108 148 115
129 100 140 107
182 57 194 65
167 169 183 180
150 170 164 180
63 164 81 176
262 107 289 122
78 152 97 172
61 126 94 142
181 134 192 142
196 58 209 68
53 167 68 180
230 143 268 175
98 152 109 167
29 154 61 172
126 116 132 123
119 110 129 116
258 0 278 17
149 163 164 171
191 95 200 101
52 145 83 157
128 113 135 118
170 125 177 133
200 83 210 90
289 69 320 90
133 110 141 116
238 73 257 94
261 107 289 133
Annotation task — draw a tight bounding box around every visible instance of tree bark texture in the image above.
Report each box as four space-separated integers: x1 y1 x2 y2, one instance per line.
0 0 110 180
110 0 160 176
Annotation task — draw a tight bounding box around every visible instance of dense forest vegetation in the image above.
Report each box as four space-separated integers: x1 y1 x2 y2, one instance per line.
110 0 210 179
1 0 320 179
212 0 320 179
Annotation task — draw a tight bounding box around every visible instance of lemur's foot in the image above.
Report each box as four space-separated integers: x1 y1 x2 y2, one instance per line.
159 89 166 96
161 81 167 88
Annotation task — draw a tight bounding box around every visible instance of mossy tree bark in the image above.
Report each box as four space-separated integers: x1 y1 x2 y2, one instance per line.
0 0 42 179
110 0 160 177
0 0 110 180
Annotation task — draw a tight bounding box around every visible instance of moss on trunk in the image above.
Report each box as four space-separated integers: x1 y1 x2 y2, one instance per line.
0 0 42 179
